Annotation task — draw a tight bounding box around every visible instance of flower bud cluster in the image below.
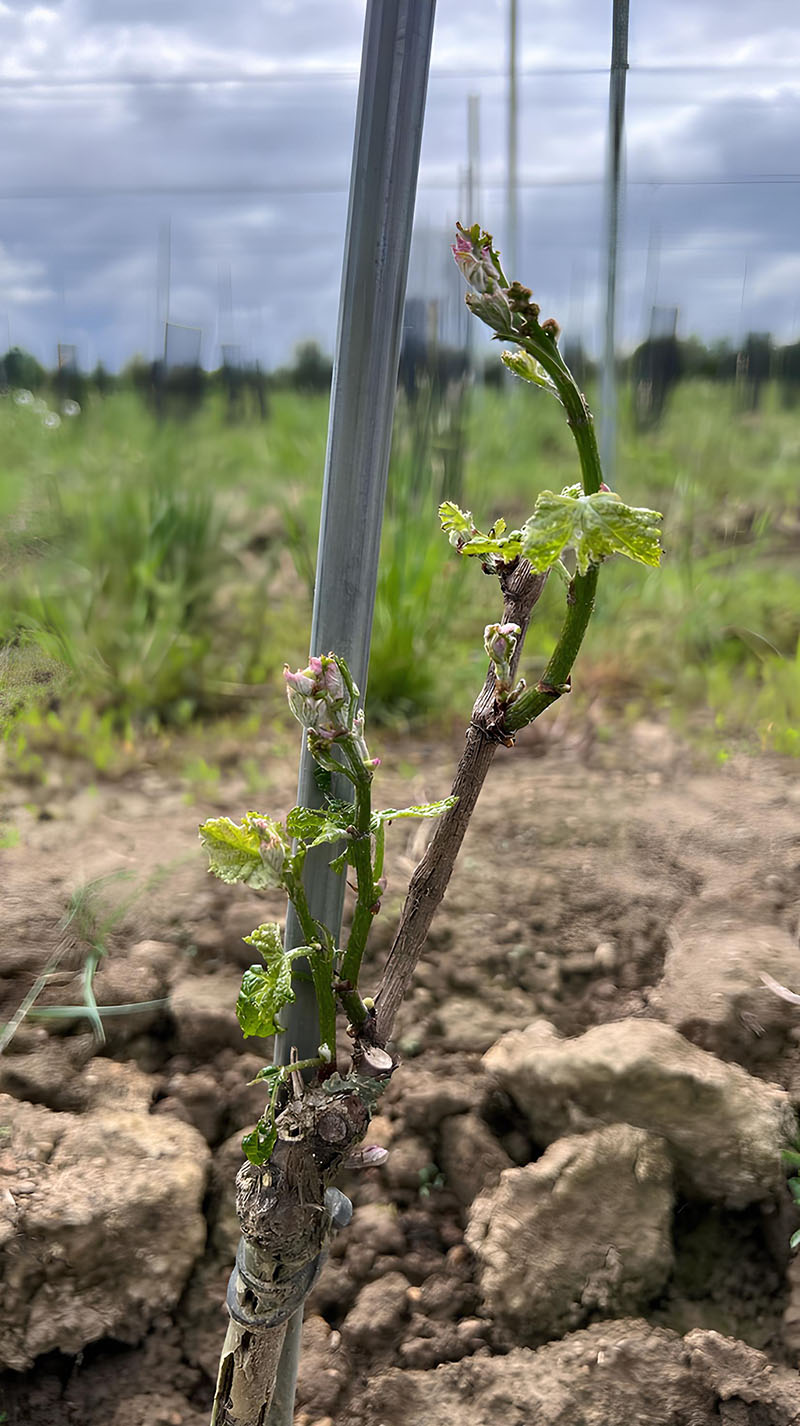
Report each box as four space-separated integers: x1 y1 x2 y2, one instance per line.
284 653 379 773
284 654 349 732
451 225 506 294
453 228 564 372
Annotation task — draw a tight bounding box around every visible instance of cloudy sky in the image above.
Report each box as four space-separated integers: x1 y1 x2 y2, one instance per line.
1 0 798 370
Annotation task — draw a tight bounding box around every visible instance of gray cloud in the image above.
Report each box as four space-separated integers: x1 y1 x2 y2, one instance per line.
0 0 798 369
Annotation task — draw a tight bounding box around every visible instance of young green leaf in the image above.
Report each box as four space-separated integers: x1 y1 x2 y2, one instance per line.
236 925 312 1038
242 1121 277 1166
791 1228 800 1251
461 530 524 560
501 347 559 396
328 847 352 876
782 1148 800 1169
439 501 475 547
521 488 663 576
249 1064 283 1087
199 813 287 890
439 503 523 562
371 796 458 828
286 804 354 848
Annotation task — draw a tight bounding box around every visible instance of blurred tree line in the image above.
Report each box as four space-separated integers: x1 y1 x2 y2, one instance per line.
3 330 800 427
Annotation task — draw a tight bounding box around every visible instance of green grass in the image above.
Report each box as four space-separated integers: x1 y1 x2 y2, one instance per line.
1 378 798 764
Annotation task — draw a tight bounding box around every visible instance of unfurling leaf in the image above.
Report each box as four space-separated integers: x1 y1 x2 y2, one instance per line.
465 288 513 334
249 1064 283 1087
439 500 475 547
242 1121 277 1165
236 925 311 1037
371 796 458 828
521 487 663 576
501 347 559 396
199 812 287 889
439 502 523 562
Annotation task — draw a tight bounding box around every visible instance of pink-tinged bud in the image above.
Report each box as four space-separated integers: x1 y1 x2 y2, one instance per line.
484 622 520 669
484 622 522 702
284 653 349 732
284 666 315 697
322 658 346 704
344 1144 389 1170
452 223 507 294
599 482 610 492
284 664 321 728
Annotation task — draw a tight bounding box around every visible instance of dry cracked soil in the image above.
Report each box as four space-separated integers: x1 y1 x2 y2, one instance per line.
1 712 800 1424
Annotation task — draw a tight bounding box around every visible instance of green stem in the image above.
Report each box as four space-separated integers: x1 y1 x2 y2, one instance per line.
523 341 603 497
284 871 321 948
338 742 376 1027
499 329 603 734
309 957 337 1061
373 821 385 881
504 567 599 731
283 868 339 1062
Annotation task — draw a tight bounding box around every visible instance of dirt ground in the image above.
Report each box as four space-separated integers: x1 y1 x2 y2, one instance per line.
1 710 800 1424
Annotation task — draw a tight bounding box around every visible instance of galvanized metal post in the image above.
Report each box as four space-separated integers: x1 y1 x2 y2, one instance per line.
506 0 519 281
600 0 630 484
264 3 437 1421
278 0 437 1061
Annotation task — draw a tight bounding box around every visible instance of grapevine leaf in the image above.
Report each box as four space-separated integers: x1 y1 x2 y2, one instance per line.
789 1177 800 1203
236 926 312 1037
520 489 663 576
371 796 458 828
460 530 524 560
286 804 354 848
464 288 514 334
328 847 352 875
249 1064 283 1087
791 1228 800 1251
199 813 287 890
242 1121 277 1166
439 502 523 561
439 501 475 546
518 493 579 572
501 347 559 396
782 1148 800 1169
313 764 333 798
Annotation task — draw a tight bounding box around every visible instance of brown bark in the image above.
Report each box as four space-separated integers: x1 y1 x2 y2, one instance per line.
372 558 548 1047
210 1077 384 1425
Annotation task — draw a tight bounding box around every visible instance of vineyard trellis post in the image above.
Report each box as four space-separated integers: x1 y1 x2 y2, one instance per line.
209 2 438 1422
600 0 630 485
